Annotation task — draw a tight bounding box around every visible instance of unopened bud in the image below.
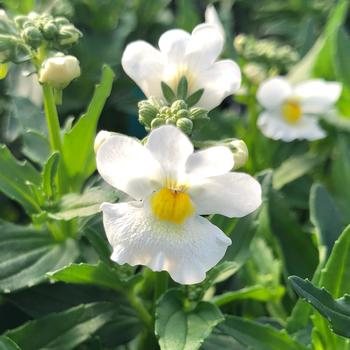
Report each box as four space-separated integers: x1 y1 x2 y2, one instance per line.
189 107 208 120
228 139 248 169
176 109 189 119
54 17 70 26
94 130 113 153
176 118 193 135
42 22 58 40
22 25 42 49
234 34 247 54
138 101 159 126
151 118 165 129
165 117 176 125
39 54 81 89
58 24 82 46
171 100 187 113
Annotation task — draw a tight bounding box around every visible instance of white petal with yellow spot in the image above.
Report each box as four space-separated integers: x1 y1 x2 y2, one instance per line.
96 126 262 284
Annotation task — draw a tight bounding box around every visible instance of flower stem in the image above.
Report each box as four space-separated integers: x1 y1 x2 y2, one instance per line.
154 271 168 303
126 291 153 331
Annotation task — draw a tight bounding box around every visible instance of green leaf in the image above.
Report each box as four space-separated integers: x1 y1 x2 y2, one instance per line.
310 183 344 256
62 65 115 189
0 145 41 214
6 302 123 350
84 228 112 265
290 276 350 339
334 26 350 89
48 262 141 291
155 290 224 350
176 76 188 100
22 130 50 165
0 336 21 350
273 153 322 190
42 152 60 199
161 81 176 104
48 187 118 220
0 220 79 293
186 89 204 107
213 316 308 350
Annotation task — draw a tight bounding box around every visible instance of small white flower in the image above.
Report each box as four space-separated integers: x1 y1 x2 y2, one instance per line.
205 4 225 39
121 23 241 111
39 54 81 89
96 125 261 284
257 77 341 142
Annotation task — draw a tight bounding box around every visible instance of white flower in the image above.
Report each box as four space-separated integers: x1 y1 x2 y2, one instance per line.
96 125 261 285
205 5 225 39
257 77 341 142
39 54 81 89
121 23 241 111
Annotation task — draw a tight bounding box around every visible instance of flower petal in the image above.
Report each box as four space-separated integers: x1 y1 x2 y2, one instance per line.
121 40 165 98
257 77 292 110
145 125 193 180
96 133 162 200
195 59 241 110
158 29 190 63
294 80 342 114
257 111 326 141
205 4 225 39
189 173 262 217
186 146 233 179
102 201 231 284
185 23 224 70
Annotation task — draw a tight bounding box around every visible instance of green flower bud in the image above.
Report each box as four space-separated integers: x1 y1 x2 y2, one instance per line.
171 99 187 113
22 25 42 49
159 106 170 115
54 17 70 26
176 109 189 119
165 117 176 125
58 24 82 46
42 22 58 40
189 107 208 120
138 101 159 126
176 118 193 135
14 15 28 28
151 118 165 129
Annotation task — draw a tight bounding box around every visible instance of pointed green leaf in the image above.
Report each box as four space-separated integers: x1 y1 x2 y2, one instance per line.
334 26 350 89
62 65 115 189
186 89 204 107
176 76 188 100
290 276 350 339
42 152 60 199
0 220 79 293
0 336 21 350
0 145 41 214
213 316 308 350
161 81 176 104
155 290 224 350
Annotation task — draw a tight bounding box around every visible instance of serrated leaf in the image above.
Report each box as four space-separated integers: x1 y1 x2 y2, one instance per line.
0 220 79 293
213 316 308 350
186 89 204 107
0 145 41 214
5 302 122 350
273 153 322 190
155 290 224 350
42 152 60 199
310 183 344 256
62 65 115 190
290 276 350 339
161 81 176 104
176 76 188 100
48 262 141 291
47 186 118 220
0 336 21 350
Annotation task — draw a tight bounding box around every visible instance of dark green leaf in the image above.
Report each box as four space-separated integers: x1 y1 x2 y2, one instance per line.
0 145 41 214
290 276 350 339
22 130 50 165
334 27 350 88
310 183 344 256
62 65 115 189
161 81 176 104
42 152 60 199
84 228 112 265
186 89 204 107
0 336 21 350
0 221 79 293
176 76 188 100
214 316 308 350
155 290 224 350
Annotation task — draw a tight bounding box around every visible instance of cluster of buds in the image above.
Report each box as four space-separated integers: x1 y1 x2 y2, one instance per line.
15 12 82 50
138 98 209 135
234 34 299 75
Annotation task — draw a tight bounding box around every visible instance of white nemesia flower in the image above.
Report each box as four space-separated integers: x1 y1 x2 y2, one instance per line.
96 126 261 284
39 54 81 89
205 5 225 39
121 23 241 111
257 77 341 142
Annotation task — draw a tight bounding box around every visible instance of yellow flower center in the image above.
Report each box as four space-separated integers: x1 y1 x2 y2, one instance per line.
282 100 302 124
151 187 194 224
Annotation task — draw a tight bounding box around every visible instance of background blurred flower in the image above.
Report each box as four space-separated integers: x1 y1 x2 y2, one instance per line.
256 77 341 141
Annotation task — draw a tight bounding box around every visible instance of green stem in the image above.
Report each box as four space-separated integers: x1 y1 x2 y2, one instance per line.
126 291 153 331
154 271 168 304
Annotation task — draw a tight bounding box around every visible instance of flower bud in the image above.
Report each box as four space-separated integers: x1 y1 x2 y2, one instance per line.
42 22 58 40
138 101 159 126
176 118 193 135
171 100 187 113
227 139 248 169
39 54 81 89
165 117 176 125
176 109 189 119
189 107 208 120
14 15 27 28
22 25 42 49
54 17 70 26
58 24 82 46
94 130 113 153
151 118 165 129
